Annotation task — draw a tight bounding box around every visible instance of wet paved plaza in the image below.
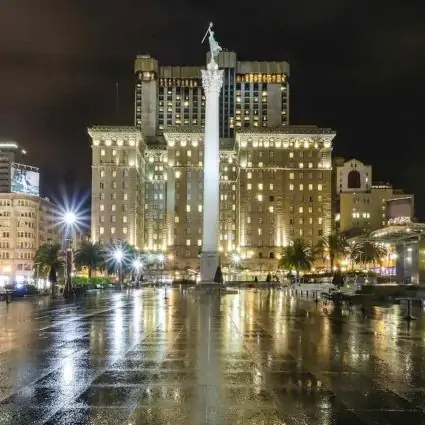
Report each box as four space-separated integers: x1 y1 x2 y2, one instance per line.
1 289 425 424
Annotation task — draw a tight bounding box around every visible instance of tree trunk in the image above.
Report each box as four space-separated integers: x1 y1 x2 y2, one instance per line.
330 254 334 271
88 267 92 279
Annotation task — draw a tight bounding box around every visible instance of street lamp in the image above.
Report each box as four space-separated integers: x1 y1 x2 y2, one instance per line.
157 253 167 298
63 211 77 299
114 249 124 286
133 258 142 289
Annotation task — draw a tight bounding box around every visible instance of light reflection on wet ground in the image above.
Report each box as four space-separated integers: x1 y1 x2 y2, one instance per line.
1 289 425 424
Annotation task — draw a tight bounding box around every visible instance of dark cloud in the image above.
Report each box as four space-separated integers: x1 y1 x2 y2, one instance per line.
0 0 425 216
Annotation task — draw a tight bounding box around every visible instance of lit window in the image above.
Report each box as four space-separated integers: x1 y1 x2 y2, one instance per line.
247 172 252 179
299 206 304 213
299 163 304 168
308 184 313 190
100 149 106 156
112 170 117 178
289 184 294 191
186 239 191 246
258 183 263 190
99 204 104 211
176 171 181 178
257 194 263 201
111 227 116 234
123 228 127 234
247 183 252 190
197 239 202 246
309 217 313 224
308 163 313 168
269 206 274 213
112 205 116 211
186 205 190 212
318 217 323 224
289 152 294 158
258 228 262 236
100 170 105 178
123 216 127 223
318 195 322 202
112 149 117 156
99 227 104 234
187 150 192 157
318 184 323 191
269 184 274 190
299 184 304 191
289 173 294 180
198 205 202 212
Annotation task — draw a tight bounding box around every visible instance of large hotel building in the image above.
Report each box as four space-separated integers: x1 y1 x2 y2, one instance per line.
90 52 335 271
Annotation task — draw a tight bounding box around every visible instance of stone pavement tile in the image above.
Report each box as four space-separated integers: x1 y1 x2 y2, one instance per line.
268 371 318 388
75 386 143 407
353 410 425 425
206 385 275 406
206 406 286 425
130 406 205 425
110 359 162 370
284 408 364 425
43 407 133 425
138 384 207 405
150 371 198 385
0 404 47 425
335 389 416 410
92 370 153 386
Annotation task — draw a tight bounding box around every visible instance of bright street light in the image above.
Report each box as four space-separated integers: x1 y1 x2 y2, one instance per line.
157 253 165 263
63 211 77 226
133 258 142 270
114 249 124 263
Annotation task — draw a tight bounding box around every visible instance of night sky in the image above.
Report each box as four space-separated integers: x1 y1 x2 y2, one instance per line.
1 1 425 217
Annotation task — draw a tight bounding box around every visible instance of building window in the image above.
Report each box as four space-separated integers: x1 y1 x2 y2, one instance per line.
347 170 361 188
289 184 294 191
99 204 104 211
318 184 323 191
186 239 191 246
99 227 104 234
186 205 191 212
101 149 106 156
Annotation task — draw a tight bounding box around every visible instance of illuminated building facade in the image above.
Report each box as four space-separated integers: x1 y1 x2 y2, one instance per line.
336 159 414 233
89 127 145 248
0 193 59 283
90 52 334 273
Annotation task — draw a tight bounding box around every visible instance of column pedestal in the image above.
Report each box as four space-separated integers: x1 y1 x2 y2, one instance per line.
200 251 220 284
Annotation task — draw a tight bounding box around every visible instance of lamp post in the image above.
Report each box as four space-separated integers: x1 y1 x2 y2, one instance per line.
157 253 166 299
114 249 124 287
63 211 76 299
133 258 142 289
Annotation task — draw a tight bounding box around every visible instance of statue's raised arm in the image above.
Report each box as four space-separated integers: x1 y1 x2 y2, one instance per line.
201 22 222 64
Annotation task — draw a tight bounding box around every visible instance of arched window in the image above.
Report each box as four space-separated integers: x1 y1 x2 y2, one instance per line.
347 170 361 189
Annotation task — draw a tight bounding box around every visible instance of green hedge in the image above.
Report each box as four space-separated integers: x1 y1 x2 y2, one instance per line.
72 276 113 285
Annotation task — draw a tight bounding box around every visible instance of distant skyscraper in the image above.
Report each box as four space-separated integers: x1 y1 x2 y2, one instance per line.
134 52 290 138
0 142 19 193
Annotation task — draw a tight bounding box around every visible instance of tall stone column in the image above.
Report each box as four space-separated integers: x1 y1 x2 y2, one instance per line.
200 60 223 282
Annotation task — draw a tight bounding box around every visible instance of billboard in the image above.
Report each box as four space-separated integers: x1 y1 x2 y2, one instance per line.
11 163 40 196
387 197 414 224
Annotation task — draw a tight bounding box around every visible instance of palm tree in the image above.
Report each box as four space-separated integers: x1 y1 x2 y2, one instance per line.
315 234 348 270
345 241 363 270
360 242 387 267
74 241 105 279
34 243 64 292
279 239 314 279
